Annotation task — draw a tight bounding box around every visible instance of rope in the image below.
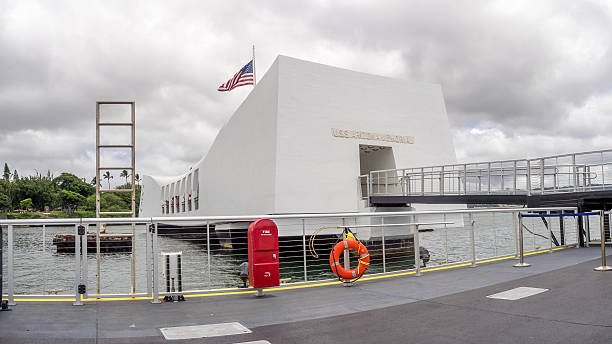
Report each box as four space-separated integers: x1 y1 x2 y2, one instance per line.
308 226 346 259
521 223 548 241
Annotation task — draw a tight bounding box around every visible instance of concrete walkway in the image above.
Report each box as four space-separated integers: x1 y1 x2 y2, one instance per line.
0 247 609 343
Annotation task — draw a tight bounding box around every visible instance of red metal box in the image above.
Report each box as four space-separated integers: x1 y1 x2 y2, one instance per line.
248 219 280 288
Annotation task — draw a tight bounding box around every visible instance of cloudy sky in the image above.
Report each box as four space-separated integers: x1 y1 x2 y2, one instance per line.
1 0 612 183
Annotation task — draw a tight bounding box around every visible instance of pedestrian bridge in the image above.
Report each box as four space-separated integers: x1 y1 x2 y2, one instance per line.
365 148 612 209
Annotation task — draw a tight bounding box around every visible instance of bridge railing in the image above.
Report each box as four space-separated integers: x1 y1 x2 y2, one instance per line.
369 148 612 197
1 207 582 304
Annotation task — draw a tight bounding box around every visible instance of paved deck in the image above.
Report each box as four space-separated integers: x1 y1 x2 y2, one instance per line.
1 247 611 343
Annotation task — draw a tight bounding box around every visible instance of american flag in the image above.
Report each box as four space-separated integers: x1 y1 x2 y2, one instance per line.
217 60 254 92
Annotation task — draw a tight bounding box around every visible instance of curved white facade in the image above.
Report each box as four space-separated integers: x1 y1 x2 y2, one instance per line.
140 55 458 220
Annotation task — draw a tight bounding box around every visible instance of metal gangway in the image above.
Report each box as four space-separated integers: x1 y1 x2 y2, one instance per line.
364 148 612 208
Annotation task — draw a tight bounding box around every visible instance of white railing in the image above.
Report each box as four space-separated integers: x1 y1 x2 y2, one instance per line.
369 148 612 197
0 207 587 305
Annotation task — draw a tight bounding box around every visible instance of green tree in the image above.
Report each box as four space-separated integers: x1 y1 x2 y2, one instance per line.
15 175 55 210
99 193 129 211
58 189 86 210
120 169 130 184
3 163 10 181
0 193 10 211
19 198 33 210
134 173 141 185
103 171 113 189
53 173 95 197
13 169 19 182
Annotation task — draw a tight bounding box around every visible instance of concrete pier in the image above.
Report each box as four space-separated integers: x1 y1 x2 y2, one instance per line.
1 247 610 343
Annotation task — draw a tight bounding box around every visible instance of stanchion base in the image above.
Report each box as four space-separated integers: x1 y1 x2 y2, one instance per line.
594 265 612 271
513 262 531 268
469 263 477 268
256 288 264 297
1 300 11 311
151 298 162 304
414 271 423 277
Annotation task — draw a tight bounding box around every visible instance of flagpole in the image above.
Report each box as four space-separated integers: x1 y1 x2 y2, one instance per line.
252 44 256 85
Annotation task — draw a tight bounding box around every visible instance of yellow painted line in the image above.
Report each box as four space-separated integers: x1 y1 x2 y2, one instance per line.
83 297 153 301
7 246 575 302
13 298 76 302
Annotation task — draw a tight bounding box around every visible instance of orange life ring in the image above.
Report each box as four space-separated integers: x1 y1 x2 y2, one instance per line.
329 239 370 280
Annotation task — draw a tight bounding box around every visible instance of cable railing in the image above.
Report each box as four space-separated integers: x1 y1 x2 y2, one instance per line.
1 207 587 305
368 148 612 197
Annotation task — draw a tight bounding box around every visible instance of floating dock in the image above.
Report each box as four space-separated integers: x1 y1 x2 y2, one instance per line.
52 233 133 253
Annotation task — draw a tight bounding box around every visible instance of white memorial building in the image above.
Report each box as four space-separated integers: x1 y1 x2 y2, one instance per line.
140 55 460 241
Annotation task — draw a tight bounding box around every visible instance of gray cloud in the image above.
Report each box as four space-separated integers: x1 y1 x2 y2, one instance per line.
1 0 612 180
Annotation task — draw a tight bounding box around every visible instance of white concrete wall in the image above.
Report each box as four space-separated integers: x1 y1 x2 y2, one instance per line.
274 56 457 213
141 55 459 219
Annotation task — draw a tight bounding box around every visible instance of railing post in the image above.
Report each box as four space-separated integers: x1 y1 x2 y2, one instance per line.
469 213 476 267
151 223 161 303
302 219 308 281
572 154 577 192
384 171 388 194
540 159 545 194
585 213 591 246
0 225 4 309
513 211 519 259
7 225 15 306
601 152 606 191
440 167 444 196
130 223 136 294
560 213 566 245
513 161 517 194
500 164 505 192
487 162 491 194
443 213 449 264
575 210 580 248
146 223 152 297
368 172 373 198
206 221 211 284
493 216 498 257
413 215 421 276
73 224 83 306
421 168 425 196
96 223 101 294
463 164 467 195
381 217 386 273
514 213 531 267
527 160 532 196
342 218 349 272
82 225 88 299
407 174 411 196
594 210 612 271
547 211 552 253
